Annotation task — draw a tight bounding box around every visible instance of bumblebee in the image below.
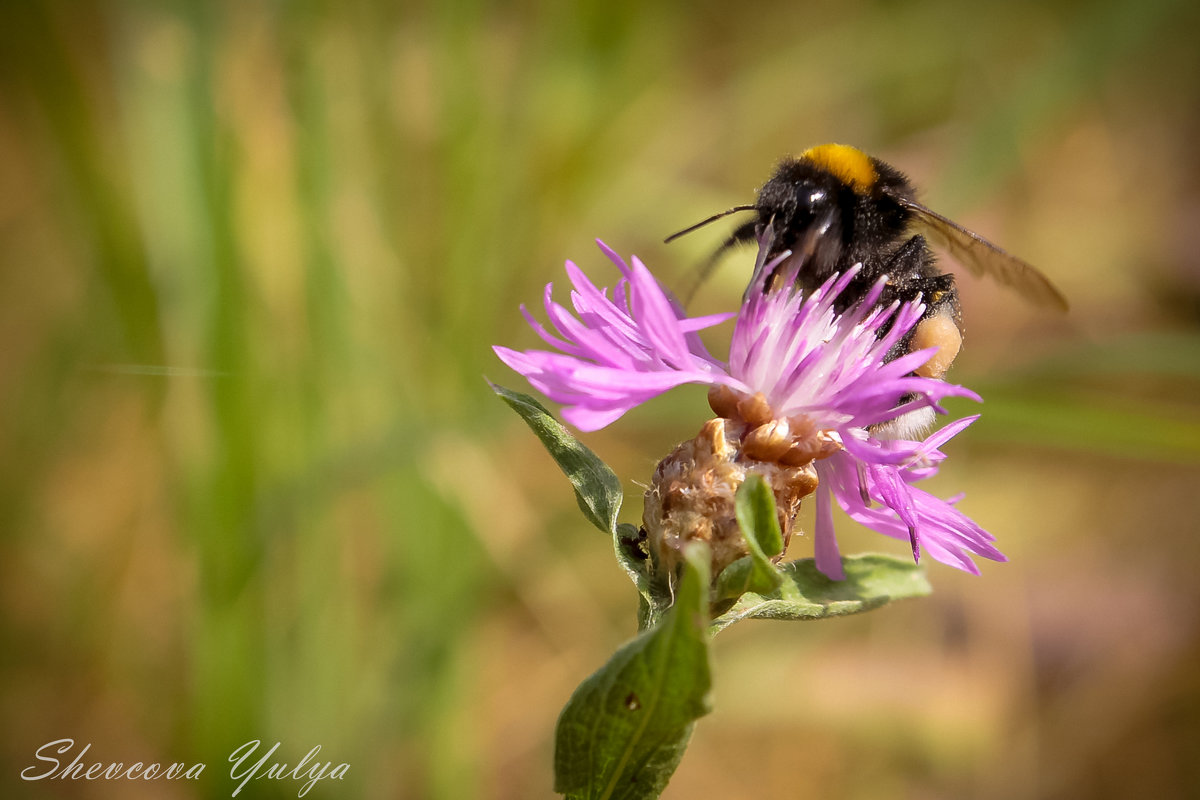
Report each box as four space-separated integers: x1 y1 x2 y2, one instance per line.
668 144 1067 402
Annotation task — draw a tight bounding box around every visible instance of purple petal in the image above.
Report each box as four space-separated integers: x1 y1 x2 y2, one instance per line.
813 481 845 580
494 243 735 430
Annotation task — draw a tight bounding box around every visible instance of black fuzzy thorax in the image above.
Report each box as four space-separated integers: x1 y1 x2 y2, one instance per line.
750 156 959 361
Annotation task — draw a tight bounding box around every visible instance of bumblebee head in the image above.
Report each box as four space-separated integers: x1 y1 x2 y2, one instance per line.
755 150 867 253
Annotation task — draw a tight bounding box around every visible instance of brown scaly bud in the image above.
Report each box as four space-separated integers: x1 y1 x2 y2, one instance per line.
707 385 741 419
736 392 774 426
743 418 793 462
642 416 820 584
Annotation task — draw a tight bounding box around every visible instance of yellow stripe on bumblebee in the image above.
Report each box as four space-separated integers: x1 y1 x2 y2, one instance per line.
799 144 878 194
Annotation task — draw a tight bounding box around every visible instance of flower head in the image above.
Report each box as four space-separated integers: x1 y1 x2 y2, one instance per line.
495 241 1003 579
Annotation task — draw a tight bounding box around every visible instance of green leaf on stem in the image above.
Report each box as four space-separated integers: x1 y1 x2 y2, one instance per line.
491 382 623 535
734 474 785 559
710 553 932 634
614 522 663 630
554 545 713 800
715 474 785 600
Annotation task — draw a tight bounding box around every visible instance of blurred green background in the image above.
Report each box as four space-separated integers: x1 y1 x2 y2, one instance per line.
2 0 1199 798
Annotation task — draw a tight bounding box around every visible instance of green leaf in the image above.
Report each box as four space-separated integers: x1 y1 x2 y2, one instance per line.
715 474 785 599
613 522 661 631
555 545 713 799
491 382 623 534
734 474 785 558
710 553 932 634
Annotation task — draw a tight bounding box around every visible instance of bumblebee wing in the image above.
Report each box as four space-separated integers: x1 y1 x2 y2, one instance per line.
894 196 1069 311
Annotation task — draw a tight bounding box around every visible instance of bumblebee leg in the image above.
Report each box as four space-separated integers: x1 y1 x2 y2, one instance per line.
683 219 758 303
910 311 961 379
882 235 962 379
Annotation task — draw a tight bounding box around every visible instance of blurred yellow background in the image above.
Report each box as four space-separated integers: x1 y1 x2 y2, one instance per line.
2 0 1199 798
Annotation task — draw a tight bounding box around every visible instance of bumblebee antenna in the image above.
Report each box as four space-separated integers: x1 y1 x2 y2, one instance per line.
664 205 757 243
680 217 759 304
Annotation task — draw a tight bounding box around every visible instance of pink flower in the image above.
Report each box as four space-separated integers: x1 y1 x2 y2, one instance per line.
493 241 735 431
495 241 1004 578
